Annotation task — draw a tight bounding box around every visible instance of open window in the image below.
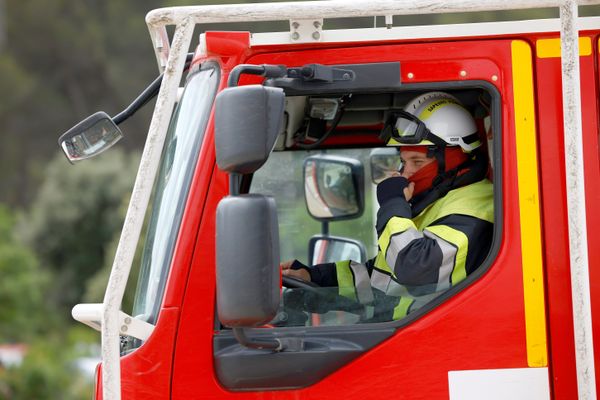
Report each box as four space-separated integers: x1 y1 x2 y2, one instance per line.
248 69 499 327
214 61 500 389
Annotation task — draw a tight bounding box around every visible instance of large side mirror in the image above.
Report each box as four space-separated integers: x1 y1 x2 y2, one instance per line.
215 85 285 174
369 148 401 184
58 111 123 163
303 155 364 221
216 194 280 327
309 235 367 265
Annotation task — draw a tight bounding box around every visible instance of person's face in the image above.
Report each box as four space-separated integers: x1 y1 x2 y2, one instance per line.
399 149 435 178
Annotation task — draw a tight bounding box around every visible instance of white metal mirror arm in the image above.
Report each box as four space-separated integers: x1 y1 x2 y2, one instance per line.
100 18 194 400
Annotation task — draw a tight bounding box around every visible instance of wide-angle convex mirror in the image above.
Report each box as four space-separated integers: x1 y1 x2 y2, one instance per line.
304 155 364 221
58 111 123 163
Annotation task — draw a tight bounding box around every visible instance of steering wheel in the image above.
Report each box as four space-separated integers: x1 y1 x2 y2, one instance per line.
282 275 320 292
281 275 366 323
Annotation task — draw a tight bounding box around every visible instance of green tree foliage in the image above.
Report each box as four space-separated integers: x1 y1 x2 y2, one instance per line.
83 191 144 314
1 341 74 400
0 210 99 399
0 205 50 342
0 0 163 207
17 149 139 313
0 330 97 400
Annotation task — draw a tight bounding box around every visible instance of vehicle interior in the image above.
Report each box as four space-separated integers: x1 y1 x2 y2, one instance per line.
242 68 499 328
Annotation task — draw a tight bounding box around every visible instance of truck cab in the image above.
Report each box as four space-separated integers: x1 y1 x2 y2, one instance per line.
61 2 600 399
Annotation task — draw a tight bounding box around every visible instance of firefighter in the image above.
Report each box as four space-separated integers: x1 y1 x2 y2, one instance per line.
282 92 494 321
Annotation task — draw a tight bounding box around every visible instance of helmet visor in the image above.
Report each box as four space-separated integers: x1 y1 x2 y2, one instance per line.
390 110 431 144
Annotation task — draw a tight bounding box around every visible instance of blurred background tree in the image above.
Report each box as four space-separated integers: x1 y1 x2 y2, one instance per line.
16 149 140 313
0 0 161 207
0 205 49 342
0 1 160 398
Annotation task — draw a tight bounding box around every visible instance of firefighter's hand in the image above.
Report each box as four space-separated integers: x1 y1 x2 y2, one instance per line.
377 176 415 204
398 170 416 201
387 172 416 201
403 181 415 201
281 259 311 282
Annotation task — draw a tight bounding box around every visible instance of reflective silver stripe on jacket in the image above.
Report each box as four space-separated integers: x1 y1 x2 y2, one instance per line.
349 261 375 304
371 269 411 297
399 291 444 316
423 229 458 292
385 227 421 270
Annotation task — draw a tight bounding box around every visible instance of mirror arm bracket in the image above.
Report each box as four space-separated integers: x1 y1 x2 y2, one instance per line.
229 172 242 196
321 221 329 236
112 53 194 125
228 64 287 87
112 73 163 125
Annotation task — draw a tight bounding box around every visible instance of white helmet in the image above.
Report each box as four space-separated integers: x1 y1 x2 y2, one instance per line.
386 92 481 152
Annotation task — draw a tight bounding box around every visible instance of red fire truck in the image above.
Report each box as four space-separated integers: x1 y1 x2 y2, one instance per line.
59 1 600 399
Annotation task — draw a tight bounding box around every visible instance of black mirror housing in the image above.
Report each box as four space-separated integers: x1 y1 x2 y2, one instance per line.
216 194 280 327
215 85 285 174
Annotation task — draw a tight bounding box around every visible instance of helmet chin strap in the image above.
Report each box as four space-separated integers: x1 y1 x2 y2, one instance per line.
430 145 446 176
424 131 448 175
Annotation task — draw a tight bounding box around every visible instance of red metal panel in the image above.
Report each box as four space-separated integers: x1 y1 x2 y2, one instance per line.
118 308 180 399
171 165 229 399
534 41 578 399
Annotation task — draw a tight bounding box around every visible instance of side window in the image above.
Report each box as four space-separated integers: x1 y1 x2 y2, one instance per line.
129 65 220 329
251 149 378 265
249 87 497 328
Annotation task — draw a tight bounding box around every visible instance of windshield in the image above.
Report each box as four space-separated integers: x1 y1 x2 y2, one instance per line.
132 64 219 324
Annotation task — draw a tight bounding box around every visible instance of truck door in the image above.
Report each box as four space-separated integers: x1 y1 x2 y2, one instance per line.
172 38 552 399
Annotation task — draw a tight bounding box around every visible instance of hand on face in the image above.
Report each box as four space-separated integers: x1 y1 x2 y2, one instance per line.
398 149 435 201
382 170 415 201
401 179 415 201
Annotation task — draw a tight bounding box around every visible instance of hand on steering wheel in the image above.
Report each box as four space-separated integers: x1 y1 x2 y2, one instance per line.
282 275 320 291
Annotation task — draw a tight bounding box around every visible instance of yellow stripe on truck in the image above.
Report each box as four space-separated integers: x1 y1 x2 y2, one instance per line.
511 40 548 368
536 37 592 58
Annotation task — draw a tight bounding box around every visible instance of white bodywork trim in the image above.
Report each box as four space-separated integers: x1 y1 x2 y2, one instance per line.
251 16 600 46
100 17 194 400
560 2 597 399
146 0 600 72
448 367 550 400
72 304 154 341
90 1 600 399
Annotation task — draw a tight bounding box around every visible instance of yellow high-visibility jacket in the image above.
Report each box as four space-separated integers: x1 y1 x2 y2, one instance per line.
309 179 494 321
